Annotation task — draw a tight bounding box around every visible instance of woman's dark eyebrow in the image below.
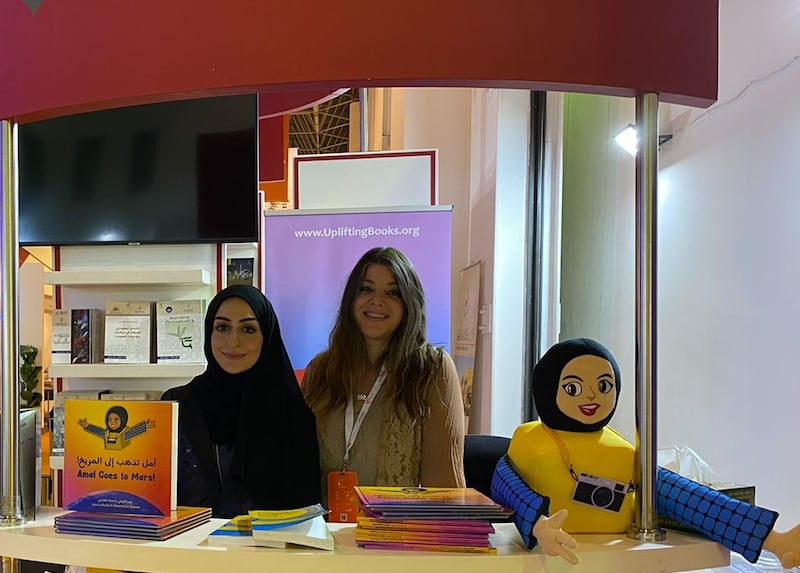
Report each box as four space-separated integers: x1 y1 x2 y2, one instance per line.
214 316 257 324
560 374 583 382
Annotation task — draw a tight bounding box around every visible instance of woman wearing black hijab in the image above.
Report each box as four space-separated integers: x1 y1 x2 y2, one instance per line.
162 285 321 517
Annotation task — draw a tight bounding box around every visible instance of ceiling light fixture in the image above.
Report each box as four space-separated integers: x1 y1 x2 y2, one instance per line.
613 123 673 157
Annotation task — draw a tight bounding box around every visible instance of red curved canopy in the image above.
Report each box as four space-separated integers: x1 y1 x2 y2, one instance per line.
0 0 718 122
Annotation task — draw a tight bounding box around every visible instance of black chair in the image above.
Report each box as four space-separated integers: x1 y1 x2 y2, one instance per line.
463 434 511 498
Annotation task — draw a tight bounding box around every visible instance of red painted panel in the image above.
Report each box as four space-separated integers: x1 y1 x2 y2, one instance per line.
0 0 718 121
259 116 286 183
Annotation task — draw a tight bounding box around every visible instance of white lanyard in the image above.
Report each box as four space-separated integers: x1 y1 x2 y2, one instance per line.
343 367 387 469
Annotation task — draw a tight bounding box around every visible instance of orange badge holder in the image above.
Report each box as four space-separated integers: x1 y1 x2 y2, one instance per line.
327 470 359 523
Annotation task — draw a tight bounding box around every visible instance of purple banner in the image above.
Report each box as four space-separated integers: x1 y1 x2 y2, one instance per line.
263 208 452 374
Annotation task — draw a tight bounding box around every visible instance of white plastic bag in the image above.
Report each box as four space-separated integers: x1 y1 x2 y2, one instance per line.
657 445 718 485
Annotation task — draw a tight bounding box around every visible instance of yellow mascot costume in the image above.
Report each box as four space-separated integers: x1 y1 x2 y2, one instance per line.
491 338 800 567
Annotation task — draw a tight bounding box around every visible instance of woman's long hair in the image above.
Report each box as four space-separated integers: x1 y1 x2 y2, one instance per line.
304 247 443 420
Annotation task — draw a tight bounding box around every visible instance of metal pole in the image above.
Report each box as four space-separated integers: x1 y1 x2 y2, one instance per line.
359 88 369 152
2 556 20 573
630 93 665 541
0 120 24 529
524 91 547 422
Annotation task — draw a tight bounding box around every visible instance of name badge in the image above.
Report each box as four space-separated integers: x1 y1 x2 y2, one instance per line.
327 470 359 523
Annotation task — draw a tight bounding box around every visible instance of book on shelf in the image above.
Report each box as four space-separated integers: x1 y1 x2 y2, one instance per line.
63 399 178 516
54 506 211 541
71 308 105 364
354 486 513 521
247 504 333 550
51 390 111 457
51 308 72 364
103 300 154 364
227 257 255 287
155 299 205 364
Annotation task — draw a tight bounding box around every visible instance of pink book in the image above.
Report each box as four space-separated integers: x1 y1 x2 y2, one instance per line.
357 541 497 554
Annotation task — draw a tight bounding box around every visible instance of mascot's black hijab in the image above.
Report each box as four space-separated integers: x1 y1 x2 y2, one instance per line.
187 285 320 510
532 338 621 433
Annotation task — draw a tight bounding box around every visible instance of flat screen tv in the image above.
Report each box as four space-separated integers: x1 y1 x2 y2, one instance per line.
18 94 258 246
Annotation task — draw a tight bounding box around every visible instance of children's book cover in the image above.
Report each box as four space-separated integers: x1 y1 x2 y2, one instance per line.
248 503 326 530
354 486 512 520
63 399 178 516
206 515 285 548
355 486 495 506
354 486 501 508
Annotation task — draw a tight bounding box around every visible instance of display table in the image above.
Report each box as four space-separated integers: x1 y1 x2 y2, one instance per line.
0 508 730 573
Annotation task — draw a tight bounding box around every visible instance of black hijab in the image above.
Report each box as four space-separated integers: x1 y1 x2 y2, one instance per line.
532 338 621 433
186 285 321 510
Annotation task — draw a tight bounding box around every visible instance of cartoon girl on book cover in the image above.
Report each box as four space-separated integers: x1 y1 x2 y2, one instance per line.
77 405 155 451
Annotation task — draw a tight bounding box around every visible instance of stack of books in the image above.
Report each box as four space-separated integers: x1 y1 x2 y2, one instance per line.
353 486 513 553
56 399 211 540
55 506 212 541
207 503 334 550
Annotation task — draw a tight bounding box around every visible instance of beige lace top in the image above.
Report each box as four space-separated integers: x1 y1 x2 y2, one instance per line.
307 352 466 507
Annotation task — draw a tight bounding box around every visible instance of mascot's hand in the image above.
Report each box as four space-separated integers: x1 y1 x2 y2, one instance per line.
764 525 800 570
532 508 578 565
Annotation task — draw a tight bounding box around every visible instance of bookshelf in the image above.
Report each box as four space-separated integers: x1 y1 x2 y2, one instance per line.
46 244 218 503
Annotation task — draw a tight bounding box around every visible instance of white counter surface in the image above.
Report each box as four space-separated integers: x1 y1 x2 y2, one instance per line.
0 507 732 573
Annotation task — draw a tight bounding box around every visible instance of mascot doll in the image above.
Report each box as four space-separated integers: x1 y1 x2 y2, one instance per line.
491 338 800 567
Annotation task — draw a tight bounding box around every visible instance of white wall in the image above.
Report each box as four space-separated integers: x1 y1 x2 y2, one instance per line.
466 89 499 434
657 0 800 530
490 90 530 436
560 0 800 530
402 87 472 359
402 88 531 436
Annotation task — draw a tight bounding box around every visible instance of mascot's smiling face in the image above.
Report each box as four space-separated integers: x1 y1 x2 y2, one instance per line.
555 355 617 425
532 338 622 433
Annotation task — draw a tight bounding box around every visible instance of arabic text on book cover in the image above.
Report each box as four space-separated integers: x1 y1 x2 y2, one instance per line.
63 399 178 516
